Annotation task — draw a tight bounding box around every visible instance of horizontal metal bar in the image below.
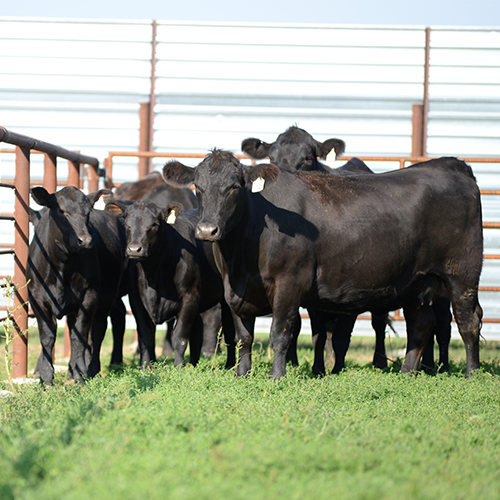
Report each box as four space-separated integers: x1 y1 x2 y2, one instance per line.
0 182 15 189
0 249 15 255
0 126 99 168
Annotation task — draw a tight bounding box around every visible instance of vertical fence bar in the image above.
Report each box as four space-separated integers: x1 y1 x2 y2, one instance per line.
88 164 99 193
139 102 151 179
411 103 424 158
13 146 30 379
68 160 80 188
43 152 57 193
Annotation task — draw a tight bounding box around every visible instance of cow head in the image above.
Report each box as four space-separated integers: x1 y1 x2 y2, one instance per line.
163 149 279 241
106 198 183 260
241 126 345 173
31 186 94 253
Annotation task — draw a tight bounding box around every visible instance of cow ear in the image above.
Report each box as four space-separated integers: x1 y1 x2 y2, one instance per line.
163 203 184 224
105 200 128 218
315 138 345 160
241 138 272 159
163 161 195 187
88 189 113 208
30 187 56 208
244 163 280 192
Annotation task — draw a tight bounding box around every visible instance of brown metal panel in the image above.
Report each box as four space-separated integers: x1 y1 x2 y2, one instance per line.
13 146 30 379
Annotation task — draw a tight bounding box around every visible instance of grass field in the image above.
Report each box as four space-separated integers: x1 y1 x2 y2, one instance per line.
1 329 500 499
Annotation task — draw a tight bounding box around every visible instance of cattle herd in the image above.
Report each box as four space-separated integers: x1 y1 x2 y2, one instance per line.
27 126 484 384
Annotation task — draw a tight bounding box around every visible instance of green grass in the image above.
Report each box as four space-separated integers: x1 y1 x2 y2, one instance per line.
0 330 500 499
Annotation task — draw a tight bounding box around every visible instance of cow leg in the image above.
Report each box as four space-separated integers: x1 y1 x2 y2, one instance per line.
331 313 357 374
170 298 199 368
433 295 452 373
129 292 156 368
109 298 126 366
188 314 203 366
32 305 57 385
421 333 436 374
231 312 255 377
66 310 93 382
285 311 300 366
309 310 327 376
372 312 388 369
401 302 435 374
162 319 175 357
269 306 299 380
201 304 222 357
221 301 236 369
88 311 109 378
446 282 482 377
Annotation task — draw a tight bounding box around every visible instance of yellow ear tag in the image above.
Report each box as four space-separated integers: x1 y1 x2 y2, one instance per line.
252 176 265 193
166 212 177 224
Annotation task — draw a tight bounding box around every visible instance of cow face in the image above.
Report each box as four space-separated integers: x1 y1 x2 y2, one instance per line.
241 126 345 173
31 186 94 253
163 149 279 241
107 199 182 260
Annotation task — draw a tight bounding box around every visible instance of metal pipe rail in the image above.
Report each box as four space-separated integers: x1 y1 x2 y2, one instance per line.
0 126 100 379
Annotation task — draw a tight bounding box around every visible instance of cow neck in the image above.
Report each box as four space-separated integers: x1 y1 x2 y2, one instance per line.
215 187 253 265
44 211 75 263
139 219 171 277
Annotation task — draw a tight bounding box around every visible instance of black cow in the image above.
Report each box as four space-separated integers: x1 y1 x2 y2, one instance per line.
28 186 126 384
113 171 165 200
242 127 388 371
163 149 483 380
105 199 235 370
111 175 205 359
242 125 452 373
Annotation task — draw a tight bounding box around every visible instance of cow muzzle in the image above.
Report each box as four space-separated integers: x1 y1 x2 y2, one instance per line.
196 223 222 241
76 234 93 250
126 244 146 259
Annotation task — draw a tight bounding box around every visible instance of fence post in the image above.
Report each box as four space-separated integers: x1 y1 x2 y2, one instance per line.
68 160 81 188
43 152 57 193
88 164 99 193
13 146 30 379
411 103 424 158
139 102 150 179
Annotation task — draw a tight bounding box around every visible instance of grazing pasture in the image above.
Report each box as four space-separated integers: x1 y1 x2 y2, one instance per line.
0 330 499 500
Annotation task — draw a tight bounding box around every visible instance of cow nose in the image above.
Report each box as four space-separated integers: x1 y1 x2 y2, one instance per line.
196 223 221 241
77 235 92 249
127 245 143 258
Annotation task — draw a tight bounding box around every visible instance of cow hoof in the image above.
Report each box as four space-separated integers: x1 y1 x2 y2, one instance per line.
373 355 388 370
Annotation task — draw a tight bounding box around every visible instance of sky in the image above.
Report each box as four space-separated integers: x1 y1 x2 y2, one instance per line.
1 0 500 27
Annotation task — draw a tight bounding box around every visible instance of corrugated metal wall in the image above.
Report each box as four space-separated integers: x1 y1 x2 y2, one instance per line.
1 18 499 331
